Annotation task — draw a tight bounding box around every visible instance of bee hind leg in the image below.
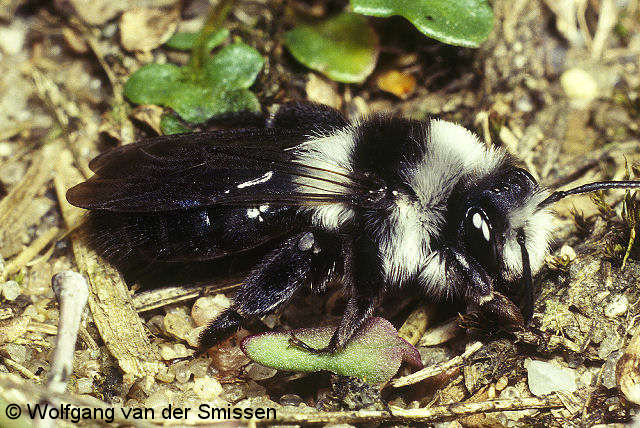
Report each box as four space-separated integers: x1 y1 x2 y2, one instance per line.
287 236 380 355
198 230 340 354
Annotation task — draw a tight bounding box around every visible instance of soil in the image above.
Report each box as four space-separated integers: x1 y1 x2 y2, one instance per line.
1 0 640 426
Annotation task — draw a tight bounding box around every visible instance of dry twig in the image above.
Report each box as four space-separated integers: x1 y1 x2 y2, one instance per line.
273 397 564 424
391 341 483 388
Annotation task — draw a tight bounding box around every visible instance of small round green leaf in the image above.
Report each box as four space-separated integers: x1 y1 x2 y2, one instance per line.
283 12 379 83
351 0 494 48
166 83 260 123
166 29 230 51
124 63 183 105
204 43 265 89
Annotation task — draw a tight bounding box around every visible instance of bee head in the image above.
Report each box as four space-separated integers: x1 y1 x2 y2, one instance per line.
458 167 555 283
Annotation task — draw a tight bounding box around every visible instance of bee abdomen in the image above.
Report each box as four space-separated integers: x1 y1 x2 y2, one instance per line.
88 205 296 263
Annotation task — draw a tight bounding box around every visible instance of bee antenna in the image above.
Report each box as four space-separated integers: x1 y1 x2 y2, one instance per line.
538 180 640 208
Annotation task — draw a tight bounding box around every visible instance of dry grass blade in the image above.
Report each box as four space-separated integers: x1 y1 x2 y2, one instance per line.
0 142 60 253
133 281 241 313
53 149 161 380
0 226 60 282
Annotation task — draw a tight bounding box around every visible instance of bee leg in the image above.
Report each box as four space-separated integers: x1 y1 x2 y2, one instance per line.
288 236 380 355
442 247 525 328
198 231 339 353
287 291 377 355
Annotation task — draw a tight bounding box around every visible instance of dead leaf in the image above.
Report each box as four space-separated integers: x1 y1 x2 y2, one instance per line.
131 104 164 134
61 0 128 25
120 7 179 52
376 70 416 99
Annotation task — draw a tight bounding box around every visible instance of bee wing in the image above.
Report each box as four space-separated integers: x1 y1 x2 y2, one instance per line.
67 128 368 212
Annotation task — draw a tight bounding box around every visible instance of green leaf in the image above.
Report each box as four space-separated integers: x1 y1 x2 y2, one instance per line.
124 63 183 105
160 113 191 134
166 28 230 51
204 43 265 89
166 83 260 124
283 12 378 83
241 317 422 385
350 0 493 48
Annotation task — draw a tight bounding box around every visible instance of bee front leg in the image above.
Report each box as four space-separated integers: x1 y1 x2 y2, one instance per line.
441 247 525 329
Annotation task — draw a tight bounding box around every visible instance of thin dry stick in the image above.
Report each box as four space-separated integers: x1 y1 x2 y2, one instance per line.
273 397 564 424
2 357 40 381
0 226 60 281
391 341 483 388
591 0 618 60
0 374 155 428
0 142 60 247
35 271 89 428
132 282 241 313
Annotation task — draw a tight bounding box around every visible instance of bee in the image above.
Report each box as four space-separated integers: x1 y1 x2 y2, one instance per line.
67 102 640 354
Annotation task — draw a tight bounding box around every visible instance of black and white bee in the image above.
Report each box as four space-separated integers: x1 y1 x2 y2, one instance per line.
67 102 640 354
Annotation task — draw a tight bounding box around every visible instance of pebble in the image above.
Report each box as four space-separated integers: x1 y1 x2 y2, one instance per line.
192 376 223 401
376 70 416 99
525 359 577 396
0 21 26 55
419 318 461 346
191 294 231 327
76 377 93 394
245 363 278 381
144 391 171 410
188 358 210 379
1 281 20 301
598 330 623 359
159 343 193 360
559 244 577 261
604 295 629 318
169 361 192 384
280 393 303 406
163 310 194 341
305 73 342 109
561 68 598 108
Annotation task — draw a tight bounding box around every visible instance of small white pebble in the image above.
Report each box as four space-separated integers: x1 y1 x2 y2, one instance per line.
1 281 21 301
192 376 223 401
0 142 14 157
604 295 629 318
559 244 576 261
76 377 93 394
191 294 231 327
525 358 577 396
561 68 598 108
0 22 26 55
